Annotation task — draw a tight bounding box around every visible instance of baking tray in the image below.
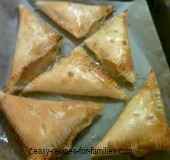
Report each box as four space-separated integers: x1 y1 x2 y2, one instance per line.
0 0 170 160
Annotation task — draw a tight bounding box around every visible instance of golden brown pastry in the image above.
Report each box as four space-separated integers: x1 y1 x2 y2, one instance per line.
93 71 170 157
0 92 102 160
36 1 113 38
23 47 127 100
5 5 62 93
85 12 135 84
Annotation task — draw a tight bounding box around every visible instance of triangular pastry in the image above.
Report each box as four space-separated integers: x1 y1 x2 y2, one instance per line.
85 12 135 83
93 71 170 157
5 5 62 93
24 47 127 100
0 92 102 159
36 1 113 38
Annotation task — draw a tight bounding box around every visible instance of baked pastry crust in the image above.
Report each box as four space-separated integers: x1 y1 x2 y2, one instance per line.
5 5 62 93
93 71 170 156
36 1 113 38
85 12 135 83
24 47 127 100
0 92 102 159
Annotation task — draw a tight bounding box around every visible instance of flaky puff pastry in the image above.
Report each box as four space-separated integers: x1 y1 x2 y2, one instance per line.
0 92 102 160
23 47 127 100
93 71 170 157
85 12 135 84
5 5 62 93
36 1 113 39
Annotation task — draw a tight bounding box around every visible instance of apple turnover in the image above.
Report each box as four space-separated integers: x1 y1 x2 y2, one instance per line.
5 5 62 93
93 71 170 157
24 47 127 100
36 1 113 38
0 92 102 160
85 12 135 83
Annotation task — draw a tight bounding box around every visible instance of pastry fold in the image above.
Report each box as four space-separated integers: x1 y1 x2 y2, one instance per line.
85 12 135 83
24 47 127 100
0 92 102 159
93 71 170 157
5 5 62 93
36 1 113 38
